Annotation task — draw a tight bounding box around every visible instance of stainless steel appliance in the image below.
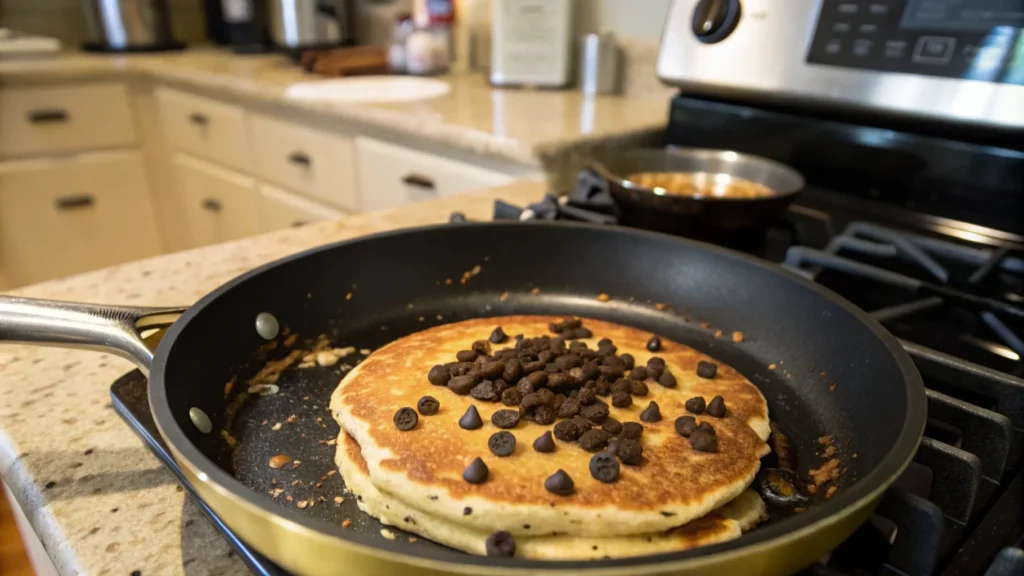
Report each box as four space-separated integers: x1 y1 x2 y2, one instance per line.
268 0 352 51
82 0 183 52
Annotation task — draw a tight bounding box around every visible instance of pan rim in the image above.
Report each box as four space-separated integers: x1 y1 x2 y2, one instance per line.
149 220 926 572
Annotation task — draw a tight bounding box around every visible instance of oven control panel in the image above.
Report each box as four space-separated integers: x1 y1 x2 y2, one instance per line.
808 0 1024 83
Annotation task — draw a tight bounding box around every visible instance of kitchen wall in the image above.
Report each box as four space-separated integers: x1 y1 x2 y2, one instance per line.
578 0 672 42
0 0 208 45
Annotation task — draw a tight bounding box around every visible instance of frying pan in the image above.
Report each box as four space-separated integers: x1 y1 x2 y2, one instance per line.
0 221 925 576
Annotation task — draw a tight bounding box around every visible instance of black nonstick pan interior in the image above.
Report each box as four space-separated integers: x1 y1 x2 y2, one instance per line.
150 222 924 570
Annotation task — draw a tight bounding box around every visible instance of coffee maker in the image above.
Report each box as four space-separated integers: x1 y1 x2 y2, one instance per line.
268 0 353 53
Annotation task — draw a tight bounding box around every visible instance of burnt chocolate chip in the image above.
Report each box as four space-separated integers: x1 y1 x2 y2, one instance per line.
490 327 508 344
393 407 418 431
594 379 611 396
449 361 474 376
639 401 662 423
516 379 536 396
581 361 600 381
427 364 451 386
611 391 633 408
620 421 644 440
631 380 649 397
492 409 521 429
416 396 440 416
463 457 489 483
580 403 609 424
501 388 522 406
459 405 483 430
629 366 648 380
620 353 635 369
544 470 574 496
536 387 556 406
456 350 478 362
533 431 556 453
697 360 718 379
571 415 595 431
533 405 556 425
555 354 583 371
485 530 515 557
617 439 644 465
525 370 548 388
488 431 516 457
578 429 610 452
598 365 624 380
602 418 622 435
707 395 727 418
471 340 492 356
449 374 480 395
577 388 596 405
522 360 546 373
590 452 620 483
606 437 620 456
502 359 522 383
698 422 716 435
685 396 706 414
547 372 573 392
521 393 545 413
690 430 718 453
646 336 662 351
658 371 677 388
470 380 499 401
553 420 583 441
675 415 697 437
492 378 509 395
481 361 505 380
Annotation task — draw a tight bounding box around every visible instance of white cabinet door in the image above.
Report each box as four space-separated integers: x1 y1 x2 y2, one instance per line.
257 182 345 232
0 151 161 288
170 152 259 248
355 137 516 211
156 86 250 172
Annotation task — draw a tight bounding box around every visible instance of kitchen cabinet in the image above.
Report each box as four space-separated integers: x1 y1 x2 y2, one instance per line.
0 151 160 287
355 136 516 212
170 152 259 248
156 86 250 172
257 182 345 232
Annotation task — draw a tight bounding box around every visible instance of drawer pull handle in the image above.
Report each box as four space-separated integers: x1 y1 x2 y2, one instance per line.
189 113 209 126
288 152 311 167
201 198 222 212
55 194 95 211
28 109 69 123
402 173 436 190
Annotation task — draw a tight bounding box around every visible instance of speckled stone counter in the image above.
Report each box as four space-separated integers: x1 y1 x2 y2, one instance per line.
0 50 667 185
0 181 545 576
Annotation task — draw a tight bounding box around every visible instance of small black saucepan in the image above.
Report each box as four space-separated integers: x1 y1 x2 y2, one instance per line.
588 148 805 239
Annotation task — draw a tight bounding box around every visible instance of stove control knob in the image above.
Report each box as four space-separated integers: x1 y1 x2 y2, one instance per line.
691 0 742 44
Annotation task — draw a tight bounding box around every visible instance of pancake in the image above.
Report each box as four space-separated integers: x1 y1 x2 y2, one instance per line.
336 431 767 559
331 316 770 537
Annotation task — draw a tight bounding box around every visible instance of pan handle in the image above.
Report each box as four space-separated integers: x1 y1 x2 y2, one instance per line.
0 296 186 375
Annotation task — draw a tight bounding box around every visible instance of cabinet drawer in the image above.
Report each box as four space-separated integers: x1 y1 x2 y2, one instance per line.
0 82 136 158
257 182 345 232
156 87 249 172
249 114 358 211
355 137 515 212
170 153 259 248
0 151 160 287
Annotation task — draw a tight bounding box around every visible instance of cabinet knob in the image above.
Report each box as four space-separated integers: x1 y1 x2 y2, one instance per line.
288 152 312 167
201 198 222 212
189 113 209 126
55 194 95 211
401 173 436 191
28 109 69 123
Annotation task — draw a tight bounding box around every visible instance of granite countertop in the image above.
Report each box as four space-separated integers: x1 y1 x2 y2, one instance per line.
0 181 546 576
0 50 668 174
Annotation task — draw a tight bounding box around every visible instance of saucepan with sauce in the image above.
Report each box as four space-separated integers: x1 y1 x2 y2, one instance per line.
589 147 805 238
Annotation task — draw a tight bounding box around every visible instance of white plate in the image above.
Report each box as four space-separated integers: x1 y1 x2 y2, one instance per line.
284 76 451 104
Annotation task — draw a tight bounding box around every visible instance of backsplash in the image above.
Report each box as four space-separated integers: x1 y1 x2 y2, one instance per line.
0 0 208 46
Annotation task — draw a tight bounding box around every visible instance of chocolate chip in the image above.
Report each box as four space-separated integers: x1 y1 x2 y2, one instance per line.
490 327 508 344
640 401 662 423
602 418 622 435
617 439 644 465
594 379 611 396
533 405 555 425
459 405 483 430
553 420 582 441
472 340 492 356
620 353 635 369
417 396 439 416
449 374 480 395
553 393 565 412
464 507 472 515
578 429 610 452
558 397 580 418
629 366 648 380
393 407 418 431
492 409 521 429
533 431 556 453
520 392 544 412
577 388 596 405
492 378 509 395
463 457 489 484
697 360 718 379
675 415 697 437
658 371 677 388
456 350 478 362
555 354 583 371
485 530 515 557
620 421 644 440
427 364 451 386
685 396 706 414
502 359 522 383
501 388 522 406
698 421 716 435
571 415 595 431
590 452 620 483
569 327 593 339
536 387 556 407
610 378 632 395
549 318 581 334
448 361 474 376
598 365 624 379
547 372 573 392
525 370 548 388
646 357 666 379
631 380 649 397
516 379 535 397
580 403 609 424
522 360 545 373
612 391 633 408
707 395 727 418
581 361 600 382
690 430 718 453
606 437 619 456
488 431 516 457
544 470 574 496
483 361 507 380
470 380 499 401
646 336 662 351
